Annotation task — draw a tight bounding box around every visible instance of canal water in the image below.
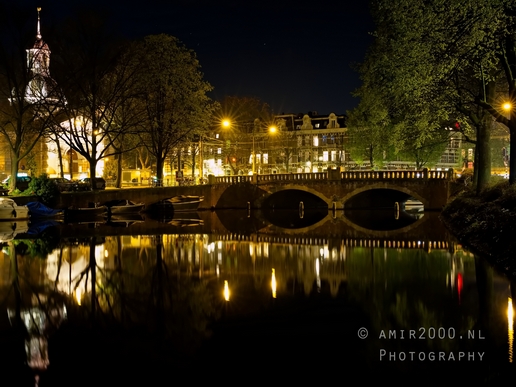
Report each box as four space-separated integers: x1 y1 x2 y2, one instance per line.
0 209 514 385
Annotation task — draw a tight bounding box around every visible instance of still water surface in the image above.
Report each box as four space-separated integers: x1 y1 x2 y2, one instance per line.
0 209 514 385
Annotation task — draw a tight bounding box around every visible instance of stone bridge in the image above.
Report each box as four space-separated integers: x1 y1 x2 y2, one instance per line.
14 169 450 212
209 168 452 211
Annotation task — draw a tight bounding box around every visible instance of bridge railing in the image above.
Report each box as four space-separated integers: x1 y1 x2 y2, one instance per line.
215 175 253 184
341 169 451 180
257 172 327 182
212 169 452 185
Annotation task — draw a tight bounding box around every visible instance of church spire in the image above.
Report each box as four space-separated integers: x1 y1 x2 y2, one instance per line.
36 7 42 40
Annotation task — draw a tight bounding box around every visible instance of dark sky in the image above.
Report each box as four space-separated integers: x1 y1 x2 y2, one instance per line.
11 0 375 115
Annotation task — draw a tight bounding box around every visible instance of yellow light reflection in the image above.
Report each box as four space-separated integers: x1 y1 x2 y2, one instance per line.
271 268 277 299
509 297 514 363
224 280 230 301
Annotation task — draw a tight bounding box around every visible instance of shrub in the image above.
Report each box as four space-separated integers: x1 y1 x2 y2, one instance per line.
28 174 60 206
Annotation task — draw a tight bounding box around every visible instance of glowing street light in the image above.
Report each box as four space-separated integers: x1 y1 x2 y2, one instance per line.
503 102 512 112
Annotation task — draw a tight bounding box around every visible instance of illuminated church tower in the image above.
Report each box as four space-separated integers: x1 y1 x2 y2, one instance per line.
24 7 60 104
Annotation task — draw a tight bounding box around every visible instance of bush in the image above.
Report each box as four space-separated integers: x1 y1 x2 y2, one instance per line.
28 174 60 206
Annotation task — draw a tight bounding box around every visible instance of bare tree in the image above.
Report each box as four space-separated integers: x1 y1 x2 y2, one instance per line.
50 8 140 190
0 6 62 191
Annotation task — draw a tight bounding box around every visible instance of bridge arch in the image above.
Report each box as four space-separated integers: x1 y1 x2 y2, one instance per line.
340 183 428 209
255 184 333 208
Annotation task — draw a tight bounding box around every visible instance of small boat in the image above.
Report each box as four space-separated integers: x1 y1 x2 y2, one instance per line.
65 205 107 222
0 198 30 220
108 200 145 215
26 202 63 218
165 195 204 211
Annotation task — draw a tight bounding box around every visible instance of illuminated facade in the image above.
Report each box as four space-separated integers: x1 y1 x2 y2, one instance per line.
1 9 105 181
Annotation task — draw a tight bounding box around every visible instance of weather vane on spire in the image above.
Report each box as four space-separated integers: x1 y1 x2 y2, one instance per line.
36 7 42 40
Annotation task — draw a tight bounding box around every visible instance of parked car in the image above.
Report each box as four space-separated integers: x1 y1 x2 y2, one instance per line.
76 177 106 190
49 177 74 192
1 175 32 191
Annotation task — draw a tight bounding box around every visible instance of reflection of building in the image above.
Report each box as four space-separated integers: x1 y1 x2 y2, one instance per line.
7 298 67 372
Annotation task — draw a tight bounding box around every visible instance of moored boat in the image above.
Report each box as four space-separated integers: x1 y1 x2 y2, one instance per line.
0 198 30 220
27 201 63 218
165 195 204 211
65 205 107 222
108 200 145 215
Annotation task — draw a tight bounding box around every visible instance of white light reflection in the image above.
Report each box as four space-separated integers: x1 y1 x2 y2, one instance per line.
316 258 321 292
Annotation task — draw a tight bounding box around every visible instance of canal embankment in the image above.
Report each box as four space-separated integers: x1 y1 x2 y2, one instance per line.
440 181 516 280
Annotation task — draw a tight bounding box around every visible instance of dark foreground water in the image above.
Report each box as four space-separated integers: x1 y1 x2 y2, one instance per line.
0 209 514 386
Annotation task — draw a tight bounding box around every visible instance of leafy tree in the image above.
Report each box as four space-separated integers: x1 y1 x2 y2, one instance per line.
346 92 393 169
132 34 215 183
363 0 516 190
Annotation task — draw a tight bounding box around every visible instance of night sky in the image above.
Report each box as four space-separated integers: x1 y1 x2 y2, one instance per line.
9 0 375 116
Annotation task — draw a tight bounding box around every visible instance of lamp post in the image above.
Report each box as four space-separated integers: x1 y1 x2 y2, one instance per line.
251 121 277 175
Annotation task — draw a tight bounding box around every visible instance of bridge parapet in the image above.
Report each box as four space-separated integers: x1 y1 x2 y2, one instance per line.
213 169 453 185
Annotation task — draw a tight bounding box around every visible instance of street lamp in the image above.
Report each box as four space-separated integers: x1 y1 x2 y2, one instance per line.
251 122 278 175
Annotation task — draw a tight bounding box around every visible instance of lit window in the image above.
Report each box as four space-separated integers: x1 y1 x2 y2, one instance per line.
217 148 221 154
216 133 219 139
313 136 319 147
263 154 268 164
323 151 328 162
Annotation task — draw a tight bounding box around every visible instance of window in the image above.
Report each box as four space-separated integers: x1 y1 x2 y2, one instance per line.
313 136 319 147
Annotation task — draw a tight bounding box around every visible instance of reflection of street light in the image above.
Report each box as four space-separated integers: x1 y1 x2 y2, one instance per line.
223 280 230 301
271 268 277 298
